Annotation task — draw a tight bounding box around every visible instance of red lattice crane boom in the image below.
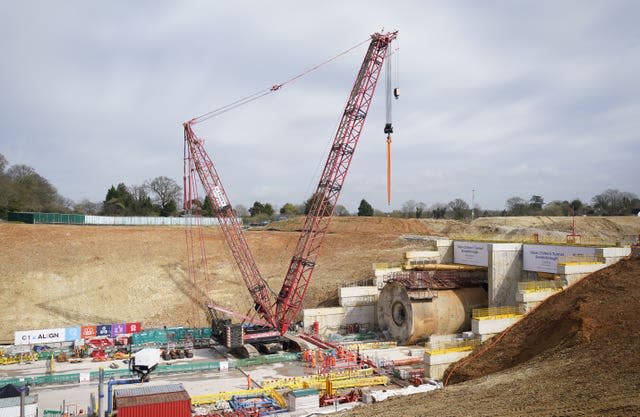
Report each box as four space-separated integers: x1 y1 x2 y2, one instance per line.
184 31 397 336
183 122 276 328
275 31 397 333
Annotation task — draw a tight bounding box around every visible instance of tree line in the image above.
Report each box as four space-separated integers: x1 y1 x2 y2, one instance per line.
0 154 71 219
1 152 638 221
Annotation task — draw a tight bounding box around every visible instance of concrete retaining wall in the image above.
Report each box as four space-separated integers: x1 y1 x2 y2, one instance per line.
488 243 523 307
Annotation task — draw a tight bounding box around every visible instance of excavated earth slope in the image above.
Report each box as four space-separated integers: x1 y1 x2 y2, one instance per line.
344 255 640 416
0 217 431 342
423 215 640 245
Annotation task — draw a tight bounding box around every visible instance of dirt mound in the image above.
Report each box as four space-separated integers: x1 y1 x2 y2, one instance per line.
469 216 640 245
342 257 640 416
445 256 640 384
269 216 432 235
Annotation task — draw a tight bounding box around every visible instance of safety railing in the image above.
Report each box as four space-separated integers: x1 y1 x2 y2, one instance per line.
270 389 287 408
262 368 374 389
424 338 480 355
557 255 604 265
472 306 522 320
517 280 564 293
1 354 300 388
341 341 398 351
372 262 404 270
192 388 272 405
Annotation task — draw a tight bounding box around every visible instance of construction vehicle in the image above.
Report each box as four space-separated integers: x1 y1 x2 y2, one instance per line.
184 31 398 351
91 349 107 362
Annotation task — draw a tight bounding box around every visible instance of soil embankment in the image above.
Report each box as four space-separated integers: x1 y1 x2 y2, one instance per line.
343 256 640 416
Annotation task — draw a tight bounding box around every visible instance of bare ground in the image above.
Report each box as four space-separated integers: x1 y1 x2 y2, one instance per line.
1 216 638 343
0 217 432 342
1 216 640 414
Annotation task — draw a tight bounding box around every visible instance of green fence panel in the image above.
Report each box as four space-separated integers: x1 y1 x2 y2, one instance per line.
233 352 299 368
28 373 79 386
0 378 22 386
8 212 85 225
8 212 35 223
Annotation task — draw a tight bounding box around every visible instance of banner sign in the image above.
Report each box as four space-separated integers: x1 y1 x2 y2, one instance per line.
14 328 66 345
65 327 81 341
111 323 126 337
523 244 597 273
454 241 489 266
81 326 97 339
16 322 144 345
96 324 112 337
125 322 141 334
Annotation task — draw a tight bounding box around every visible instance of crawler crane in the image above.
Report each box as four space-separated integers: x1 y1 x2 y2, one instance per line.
183 31 398 351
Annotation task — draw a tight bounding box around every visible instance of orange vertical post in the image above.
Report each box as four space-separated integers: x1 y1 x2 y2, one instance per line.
386 135 392 205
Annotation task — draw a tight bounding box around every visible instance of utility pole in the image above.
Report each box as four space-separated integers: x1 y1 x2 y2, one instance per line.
471 189 476 221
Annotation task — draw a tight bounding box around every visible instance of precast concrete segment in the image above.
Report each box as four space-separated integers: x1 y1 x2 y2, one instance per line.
424 350 473 380
339 286 379 307
377 282 487 344
472 316 522 335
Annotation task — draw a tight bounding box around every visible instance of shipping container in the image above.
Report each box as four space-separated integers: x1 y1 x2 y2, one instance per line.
114 384 190 417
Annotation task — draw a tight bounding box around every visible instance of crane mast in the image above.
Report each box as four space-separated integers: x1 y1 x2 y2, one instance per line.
275 31 397 333
184 31 397 336
183 122 276 328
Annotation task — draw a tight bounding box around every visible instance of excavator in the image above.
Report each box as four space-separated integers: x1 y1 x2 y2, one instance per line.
183 31 398 354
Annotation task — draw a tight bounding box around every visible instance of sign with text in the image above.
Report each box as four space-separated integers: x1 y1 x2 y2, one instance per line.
454 241 489 266
14 328 66 345
523 244 597 273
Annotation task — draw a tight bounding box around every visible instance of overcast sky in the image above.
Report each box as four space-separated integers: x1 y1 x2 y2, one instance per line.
1 1 638 212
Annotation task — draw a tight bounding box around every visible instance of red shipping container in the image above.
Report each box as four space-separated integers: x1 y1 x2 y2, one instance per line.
81 326 96 339
125 322 142 334
114 384 190 417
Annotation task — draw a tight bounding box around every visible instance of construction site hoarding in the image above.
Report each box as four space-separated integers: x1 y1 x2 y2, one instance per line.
454 241 489 266
81 326 97 339
8 211 85 224
64 327 81 341
523 244 597 273
111 323 126 337
126 322 142 333
84 215 227 226
14 328 66 345
96 324 112 337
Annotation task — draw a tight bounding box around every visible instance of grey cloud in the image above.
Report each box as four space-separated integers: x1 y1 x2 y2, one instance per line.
1 1 638 212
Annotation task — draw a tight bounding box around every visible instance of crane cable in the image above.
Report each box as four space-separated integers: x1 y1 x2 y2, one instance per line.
190 37 371 125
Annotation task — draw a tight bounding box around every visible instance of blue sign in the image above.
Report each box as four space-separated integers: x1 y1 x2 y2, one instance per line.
96 324 112 337
65 327 81 341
